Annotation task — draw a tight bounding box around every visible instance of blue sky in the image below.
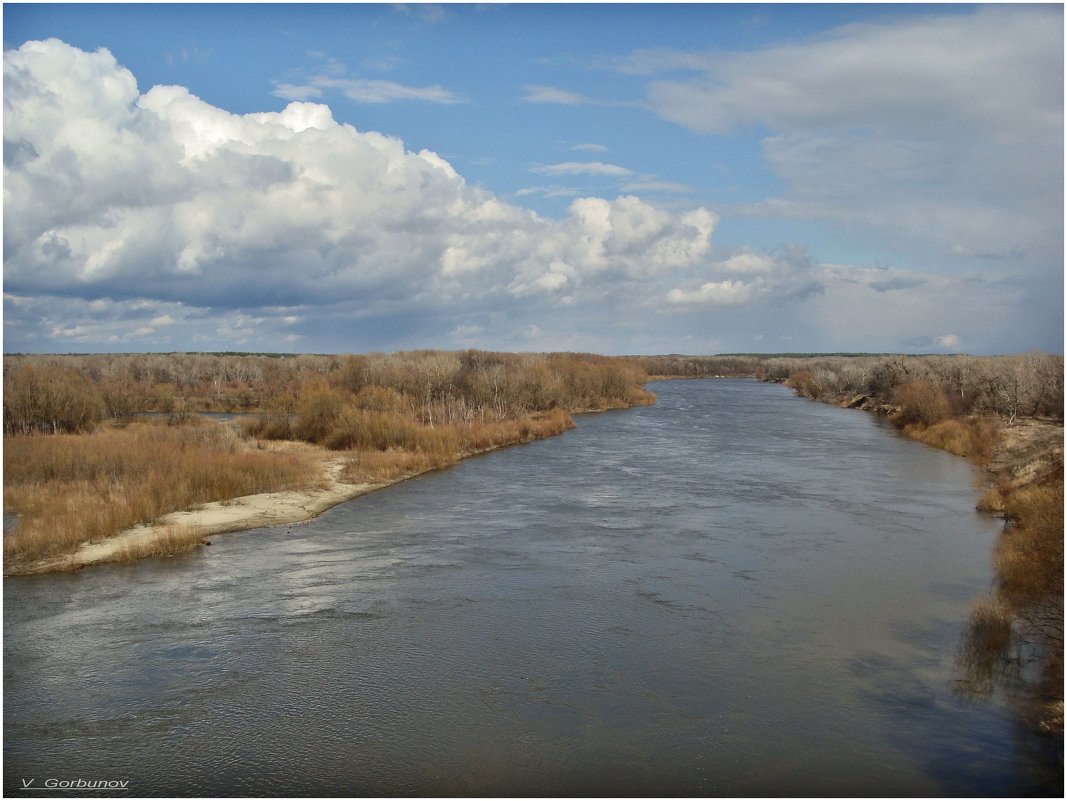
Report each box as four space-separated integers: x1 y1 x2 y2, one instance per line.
3 3 1063 355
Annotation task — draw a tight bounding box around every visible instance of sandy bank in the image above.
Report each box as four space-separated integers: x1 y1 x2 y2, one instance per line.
8 422 582 576
7 448 414 575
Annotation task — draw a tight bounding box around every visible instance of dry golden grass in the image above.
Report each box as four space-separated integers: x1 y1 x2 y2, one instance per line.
342 449 444 484
456 408 574 452
340 410 576 484
996 483 1064 622
114 524 207 562
959 478 1063 725
957 595 1017 694
976 476 1014 514
902 417 1000 463
4 421 322 568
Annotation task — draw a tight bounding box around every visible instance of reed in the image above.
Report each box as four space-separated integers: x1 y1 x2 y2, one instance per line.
457 408 574 452
342 449 445 484
958 479 1063 727
996 483 1064 633
976 476 1015 514
957 595 1018 694
114 524 207 562
902 417 1000 463
4 351 647 569
339 410 576 484
3 421 321 568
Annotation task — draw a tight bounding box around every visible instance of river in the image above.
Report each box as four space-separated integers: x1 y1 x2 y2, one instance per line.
3 380 1062 796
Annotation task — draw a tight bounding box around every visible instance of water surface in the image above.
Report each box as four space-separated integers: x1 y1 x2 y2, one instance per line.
4 380 1061 795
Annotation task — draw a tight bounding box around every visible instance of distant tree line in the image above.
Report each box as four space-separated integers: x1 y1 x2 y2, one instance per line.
770 353 1063 422
635 352 1063 422
2 350 654 437
4 350 1061 437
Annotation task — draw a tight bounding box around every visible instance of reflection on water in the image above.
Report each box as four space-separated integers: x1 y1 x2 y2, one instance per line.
4 380 1062 796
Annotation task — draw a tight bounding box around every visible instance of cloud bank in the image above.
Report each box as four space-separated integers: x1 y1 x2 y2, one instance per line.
4 39 722 350
3 34 1057 355
635 6 1063 264
536 7 1061 274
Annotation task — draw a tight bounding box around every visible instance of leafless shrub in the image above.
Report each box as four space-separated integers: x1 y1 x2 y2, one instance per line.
893 380 952 427
3 365 103 435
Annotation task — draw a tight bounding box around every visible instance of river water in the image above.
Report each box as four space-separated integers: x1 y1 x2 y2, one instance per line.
4 380 1062 796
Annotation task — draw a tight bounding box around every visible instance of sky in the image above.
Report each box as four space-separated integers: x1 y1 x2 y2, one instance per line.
2 3 1063 355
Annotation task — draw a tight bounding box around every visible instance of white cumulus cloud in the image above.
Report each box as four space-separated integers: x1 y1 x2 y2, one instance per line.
715 250 777 274
665 245 823 308
3 39 720 350
667 279 765 307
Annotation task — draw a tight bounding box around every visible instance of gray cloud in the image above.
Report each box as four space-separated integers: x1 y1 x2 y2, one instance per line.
520 84 637 109
274 75 463 104
391 4 449 25
514 185 583 199
531 161 634 177
305 75 463 104
903 334 962 352
631 6 1063 268
272 52 462 105
271 83 324 101
869 276 927 293
521 84 591 105
621 179 693 195
643 8 1061 137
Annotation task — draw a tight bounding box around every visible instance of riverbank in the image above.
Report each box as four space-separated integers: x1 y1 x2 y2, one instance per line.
4 351 658 575
9 377 1054 797
778 378 1063 734
4 413 592 576
810 385 1063 497
7 443 369 575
